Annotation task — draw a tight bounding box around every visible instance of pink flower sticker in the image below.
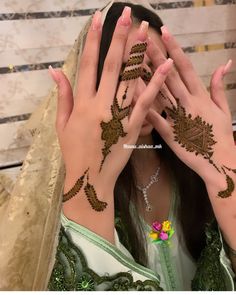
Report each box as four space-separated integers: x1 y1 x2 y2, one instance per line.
159 231 168 240
152 221 162 232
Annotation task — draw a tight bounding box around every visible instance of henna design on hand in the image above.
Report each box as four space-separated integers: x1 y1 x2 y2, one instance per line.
159 91 236 198
99 88 130 171
84 172 108 212
218 174 235 198
165 99 217 160
63 168 107 211
62 168 89 202
99 42 147 171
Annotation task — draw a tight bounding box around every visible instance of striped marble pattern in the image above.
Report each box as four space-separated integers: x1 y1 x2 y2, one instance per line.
0 0 235 174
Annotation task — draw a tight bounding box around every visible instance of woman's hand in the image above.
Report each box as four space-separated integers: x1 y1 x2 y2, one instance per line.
49 9 173 211
146 26 235 191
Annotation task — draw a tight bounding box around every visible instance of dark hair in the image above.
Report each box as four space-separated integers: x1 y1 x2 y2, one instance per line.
96 2 214 266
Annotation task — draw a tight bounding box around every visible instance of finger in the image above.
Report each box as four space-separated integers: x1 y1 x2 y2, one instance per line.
158 84 177 110
129 58 173 132
98 6 132 106
161 26 205 95
146 108 171 139
76 10 102 98
210 60 232 115
146 37 189 102
115 22 149 114
49 66 74 131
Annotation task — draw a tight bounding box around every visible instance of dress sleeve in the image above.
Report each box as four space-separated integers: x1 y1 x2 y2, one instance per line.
47 212 162 291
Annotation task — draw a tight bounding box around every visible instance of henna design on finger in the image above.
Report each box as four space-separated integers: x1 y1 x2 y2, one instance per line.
141 68 153 82
120 42 147 81
126 55 145 67
84 172 107 211
62 168 89 202
120 68 142 81
130 42 147 54
159 92 236 198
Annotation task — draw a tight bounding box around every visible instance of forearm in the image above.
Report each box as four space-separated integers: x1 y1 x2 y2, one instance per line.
62 173 116 245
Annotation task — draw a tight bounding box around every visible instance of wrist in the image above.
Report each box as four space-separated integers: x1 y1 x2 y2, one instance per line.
64 171 115 200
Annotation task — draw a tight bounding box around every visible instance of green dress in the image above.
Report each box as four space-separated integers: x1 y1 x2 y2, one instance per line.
47 183 235 291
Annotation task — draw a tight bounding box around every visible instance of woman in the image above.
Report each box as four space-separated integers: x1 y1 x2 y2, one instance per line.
0 0 234 291
46 1 236 291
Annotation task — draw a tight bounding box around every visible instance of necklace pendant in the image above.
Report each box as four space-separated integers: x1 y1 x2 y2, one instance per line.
146 204 152 212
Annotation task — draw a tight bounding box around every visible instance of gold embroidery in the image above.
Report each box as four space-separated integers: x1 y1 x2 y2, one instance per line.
84 173 107 212
62 168 89 202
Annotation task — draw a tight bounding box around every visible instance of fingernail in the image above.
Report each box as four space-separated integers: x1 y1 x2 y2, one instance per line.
138 21 149 41
222 59 232 75
158 58 173 74
92 10 102 30
48 65 59 83
120 6 131 26
161 25 170 42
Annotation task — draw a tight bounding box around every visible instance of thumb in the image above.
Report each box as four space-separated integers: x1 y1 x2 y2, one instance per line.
210 59 232 115
48 65 74 131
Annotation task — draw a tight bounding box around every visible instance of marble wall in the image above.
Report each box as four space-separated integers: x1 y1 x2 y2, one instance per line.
0 0 236 177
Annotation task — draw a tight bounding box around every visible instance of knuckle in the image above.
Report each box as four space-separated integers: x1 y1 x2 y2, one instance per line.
182 58 193 71
114 32 127 43
153 75 163 86
103 59 120 73
80 55 95 69
168 68 176 77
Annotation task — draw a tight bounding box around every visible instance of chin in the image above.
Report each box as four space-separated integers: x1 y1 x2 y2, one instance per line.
139 124 153 137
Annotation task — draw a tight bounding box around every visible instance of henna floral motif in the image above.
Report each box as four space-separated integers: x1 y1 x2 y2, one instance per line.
100 92 130 171
63 168 107 211
62 168 89 202
84 172 107 212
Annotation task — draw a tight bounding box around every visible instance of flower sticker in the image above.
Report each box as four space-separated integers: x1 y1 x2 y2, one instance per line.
149 220 174 245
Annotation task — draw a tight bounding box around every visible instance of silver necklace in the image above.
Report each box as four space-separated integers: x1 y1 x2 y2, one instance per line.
136 167 161 212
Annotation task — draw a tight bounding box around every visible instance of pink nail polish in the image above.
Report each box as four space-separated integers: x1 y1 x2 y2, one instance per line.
222 59 232 75
161 26 170 41
92 10 101 30
138 21 149 41
120 6 131 26
48 65 59 83
158 58 173 74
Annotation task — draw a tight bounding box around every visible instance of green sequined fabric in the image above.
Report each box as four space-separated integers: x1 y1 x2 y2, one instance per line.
47 227 162 291
191 220 232 291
